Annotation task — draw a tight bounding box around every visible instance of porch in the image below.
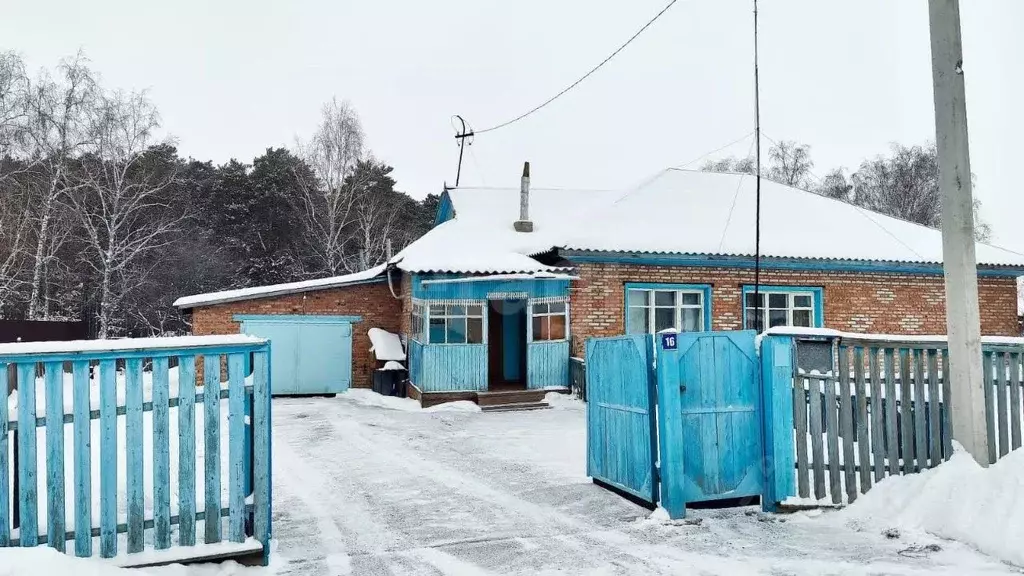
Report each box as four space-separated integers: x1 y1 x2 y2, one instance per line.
405 273 573 407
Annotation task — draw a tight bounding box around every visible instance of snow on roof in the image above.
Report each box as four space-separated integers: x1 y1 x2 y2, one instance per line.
560 169 1024 266
0 334 266 357
173 264 387 309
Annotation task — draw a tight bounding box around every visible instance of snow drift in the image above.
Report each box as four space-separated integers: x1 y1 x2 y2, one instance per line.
840 443 1024 566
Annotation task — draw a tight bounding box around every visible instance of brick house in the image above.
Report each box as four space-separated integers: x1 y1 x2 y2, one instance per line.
175 166 1024 406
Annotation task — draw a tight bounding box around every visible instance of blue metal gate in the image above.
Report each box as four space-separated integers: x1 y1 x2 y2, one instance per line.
585 335 657 504
657 330 764 517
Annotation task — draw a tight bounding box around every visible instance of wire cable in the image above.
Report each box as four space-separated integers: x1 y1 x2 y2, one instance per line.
674 131 754 169
475 0 681 135
718 137 758 251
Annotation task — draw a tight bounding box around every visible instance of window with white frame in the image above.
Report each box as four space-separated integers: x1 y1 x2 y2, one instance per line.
428 302 484 344
532 301 568 341
411 300 426 342
744 290 815 330
626 287 705 334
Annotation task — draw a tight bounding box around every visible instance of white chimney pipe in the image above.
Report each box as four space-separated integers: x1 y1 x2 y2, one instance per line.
514 161 534 233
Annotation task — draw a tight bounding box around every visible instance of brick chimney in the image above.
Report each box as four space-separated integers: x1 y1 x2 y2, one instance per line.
514 161 534 233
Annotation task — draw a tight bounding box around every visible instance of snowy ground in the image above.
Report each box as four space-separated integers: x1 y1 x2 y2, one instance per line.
265 392 1019 575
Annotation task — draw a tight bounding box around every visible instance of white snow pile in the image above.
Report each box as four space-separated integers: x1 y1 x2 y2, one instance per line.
367 328 406 361
0 547 274 575
840 443 1024 566
544 391 584 410
339 388 480 413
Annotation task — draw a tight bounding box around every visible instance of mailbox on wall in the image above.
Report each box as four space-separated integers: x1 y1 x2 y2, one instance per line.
794 336 836 374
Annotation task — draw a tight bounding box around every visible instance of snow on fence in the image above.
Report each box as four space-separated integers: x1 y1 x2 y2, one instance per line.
790 337 1024 506
0 335 272 565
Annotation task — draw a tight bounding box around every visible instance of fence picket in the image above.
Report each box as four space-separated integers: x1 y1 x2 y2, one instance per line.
982 351 997 465
44 361 65 551
824 373 841 504
941 349 953 459
178 356 197 546
252 349 271 559
869 349 885 483
793 377 809 498
227 353 246 543
912 351 927 472
71 361 91 557
927 351 941 468
899 350 914 475
126 358 145 553
204 354 222 543
1011 353 1022 451
884 349 899 476
0 364 9 547
152 357 172 550
997 352 1010 458
99 359 117 558
17 363 38 546
808 375 825 500
854 347 871 492
838 348 856 502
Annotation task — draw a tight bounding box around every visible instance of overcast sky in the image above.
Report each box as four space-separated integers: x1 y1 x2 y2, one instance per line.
3 0 1022 251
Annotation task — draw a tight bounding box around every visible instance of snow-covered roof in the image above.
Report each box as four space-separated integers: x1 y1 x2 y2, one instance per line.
367 328 406 361
398 169 1024 271
174 265 387 309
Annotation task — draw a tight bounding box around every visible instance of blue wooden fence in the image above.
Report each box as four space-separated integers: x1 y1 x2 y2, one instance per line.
0 336 272 564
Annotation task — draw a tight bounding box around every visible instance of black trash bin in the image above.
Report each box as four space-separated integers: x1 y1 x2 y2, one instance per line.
372 368 409 397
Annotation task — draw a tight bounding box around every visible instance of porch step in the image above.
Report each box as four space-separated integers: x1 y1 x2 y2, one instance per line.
476 389 548 407
481 402 551 413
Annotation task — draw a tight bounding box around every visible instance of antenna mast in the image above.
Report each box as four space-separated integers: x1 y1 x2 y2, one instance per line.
753 0 763 332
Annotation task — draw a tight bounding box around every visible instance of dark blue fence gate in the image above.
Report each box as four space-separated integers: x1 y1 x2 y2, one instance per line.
585 335 657 505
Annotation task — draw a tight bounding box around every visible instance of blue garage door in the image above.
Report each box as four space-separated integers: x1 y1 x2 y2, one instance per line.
237 315 358 395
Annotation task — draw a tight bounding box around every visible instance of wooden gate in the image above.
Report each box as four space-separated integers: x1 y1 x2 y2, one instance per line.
657 331 764 518
585 335 657 505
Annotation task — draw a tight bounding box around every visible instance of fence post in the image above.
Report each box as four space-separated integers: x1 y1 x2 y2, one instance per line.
655 332 686 519
760 335 795 512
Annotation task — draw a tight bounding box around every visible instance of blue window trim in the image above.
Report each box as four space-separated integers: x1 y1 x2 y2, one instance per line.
740 285 824 329
560 250 1024 278
232 314 363 324
624 282 713 333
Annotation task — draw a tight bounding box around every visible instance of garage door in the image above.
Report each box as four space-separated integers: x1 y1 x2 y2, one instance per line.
236 315 359 395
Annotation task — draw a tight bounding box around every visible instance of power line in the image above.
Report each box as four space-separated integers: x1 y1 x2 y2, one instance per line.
674 131 754 169
718 137 758 251
475 0 681 135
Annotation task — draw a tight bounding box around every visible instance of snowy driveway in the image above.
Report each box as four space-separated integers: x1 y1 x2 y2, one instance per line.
268 393 1016 575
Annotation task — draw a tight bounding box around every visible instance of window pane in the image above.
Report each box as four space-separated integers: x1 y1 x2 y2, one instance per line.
449 304 466 316
768 309 787 327
429 318 447 343
548 301 566 314
467 318 484 343
533 302 549 315
681 308 702 332
467 304 483 316
654 308 675 332
654 291 676 307
745 309 763 330
549 315 567 340
793 295 812 308
533 317 548 341
680 292 700 306
768 293 787 308
447 317 467 344
627 308 648 334
792 310 812 327
429 304 446 316
627 290 649 307
745 292 762 307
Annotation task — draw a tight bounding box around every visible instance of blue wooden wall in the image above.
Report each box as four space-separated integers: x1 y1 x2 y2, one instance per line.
527 341 569 389
411 274 569 300
417 344 488 392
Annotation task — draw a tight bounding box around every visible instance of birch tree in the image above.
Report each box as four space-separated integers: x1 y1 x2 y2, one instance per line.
23 53 97 318
71 90 182 338
295 98 365 275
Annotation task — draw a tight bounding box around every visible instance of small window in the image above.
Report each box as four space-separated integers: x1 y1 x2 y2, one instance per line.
532 300 568 342
427 302 484 344
744 290 817 331
626 287 706 334
411 301 427 342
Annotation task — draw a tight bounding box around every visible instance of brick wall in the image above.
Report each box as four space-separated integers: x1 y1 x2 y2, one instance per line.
570 262 1019 356
190 279 404 389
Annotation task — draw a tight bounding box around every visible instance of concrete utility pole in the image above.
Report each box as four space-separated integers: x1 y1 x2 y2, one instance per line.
928 0 990 465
